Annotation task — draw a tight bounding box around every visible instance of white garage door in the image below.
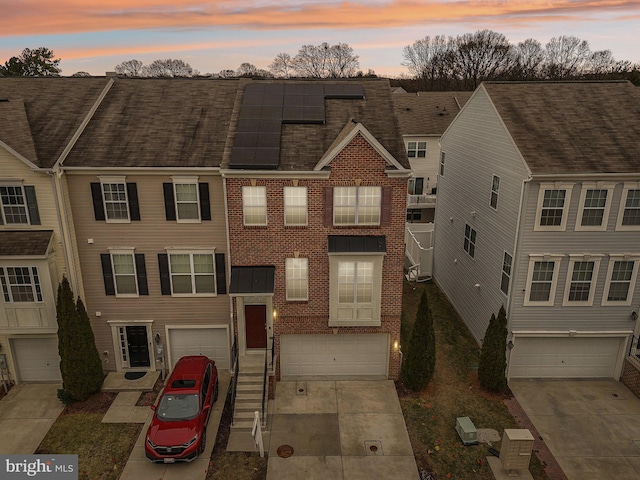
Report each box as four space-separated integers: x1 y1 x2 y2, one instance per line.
509 336 623 378
281 334 389 378
12 337 62 382
168 328 230 370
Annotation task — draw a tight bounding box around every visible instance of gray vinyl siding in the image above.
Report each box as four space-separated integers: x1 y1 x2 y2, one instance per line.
434 87 529 343
66 172 230 368
510 181 640 332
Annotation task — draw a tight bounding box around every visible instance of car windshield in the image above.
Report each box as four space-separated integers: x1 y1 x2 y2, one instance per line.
156 394 199 421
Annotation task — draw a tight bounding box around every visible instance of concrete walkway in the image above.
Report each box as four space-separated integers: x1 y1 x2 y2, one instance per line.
266 380 419 480
0 383 65 454
510 379 640 480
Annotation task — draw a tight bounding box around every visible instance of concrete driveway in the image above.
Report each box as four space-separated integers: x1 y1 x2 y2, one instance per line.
267 380 419 480
0 383 65 454
510 379 640 480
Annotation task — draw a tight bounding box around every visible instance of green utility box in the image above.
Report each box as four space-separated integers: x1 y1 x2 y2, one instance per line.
455 416 478 445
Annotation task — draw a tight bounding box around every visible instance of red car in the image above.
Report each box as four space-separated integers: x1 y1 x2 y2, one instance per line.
145 355 219 463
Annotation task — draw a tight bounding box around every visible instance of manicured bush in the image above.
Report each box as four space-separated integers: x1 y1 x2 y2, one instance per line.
401 290 436 391
478 305 508 391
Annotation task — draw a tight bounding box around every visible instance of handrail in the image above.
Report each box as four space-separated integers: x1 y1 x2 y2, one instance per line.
230 336 240 425
261 349 268 427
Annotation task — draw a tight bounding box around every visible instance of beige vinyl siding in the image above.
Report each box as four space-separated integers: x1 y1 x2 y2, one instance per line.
66 172 230 368
510 181 640 332
434 87 529 343
60 174 85 299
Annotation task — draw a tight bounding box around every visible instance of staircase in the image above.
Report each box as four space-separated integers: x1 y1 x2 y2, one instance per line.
232 355 267 431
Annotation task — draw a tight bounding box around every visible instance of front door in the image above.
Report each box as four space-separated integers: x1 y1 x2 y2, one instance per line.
126 325 150 368
245 305 267 349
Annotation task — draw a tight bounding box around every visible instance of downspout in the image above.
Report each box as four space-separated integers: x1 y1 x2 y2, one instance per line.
222 174 235 366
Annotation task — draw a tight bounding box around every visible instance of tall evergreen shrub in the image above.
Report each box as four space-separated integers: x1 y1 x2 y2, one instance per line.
478 306 508 391
401 290 436 391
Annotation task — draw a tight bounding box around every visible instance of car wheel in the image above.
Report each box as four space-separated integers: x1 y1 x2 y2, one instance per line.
213 380 219 402
200 428 207 454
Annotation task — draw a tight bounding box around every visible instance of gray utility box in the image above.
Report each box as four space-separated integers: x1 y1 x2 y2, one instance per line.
455 416 478 445
500 429 534 473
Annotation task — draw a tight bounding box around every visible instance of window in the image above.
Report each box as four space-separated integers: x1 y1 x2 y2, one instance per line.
162 178 210 222
103 182 129 220
92 179 139 222
524 255 562 306
286 258 308 301
534 183 573 231
616 185 640 230
174 182 200 221
575 183 614 231
439 152 445 177
283 186 307 226
602 256 639 306
101 251 148 297
111 253 138 295
490 175 500 210
408 178 424 195
339 261 373 304
407 141 427 158
563 256 601 306
0 267 42 302
333 186 381 225
463 224 476 258
0 185 40 225
501 252 512 295
169 252 215 295
243 186 267 226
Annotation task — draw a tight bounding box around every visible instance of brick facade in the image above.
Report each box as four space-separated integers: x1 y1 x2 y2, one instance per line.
621 357 640 400
227 133 406 379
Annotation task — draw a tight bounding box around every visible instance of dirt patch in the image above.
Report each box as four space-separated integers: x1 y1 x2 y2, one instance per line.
61 391 117 416
136 375 164 406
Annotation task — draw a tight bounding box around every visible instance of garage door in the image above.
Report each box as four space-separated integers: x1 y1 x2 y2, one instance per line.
281 334 389 378
168 328 230 370
509 336 623 378
12 337 62 382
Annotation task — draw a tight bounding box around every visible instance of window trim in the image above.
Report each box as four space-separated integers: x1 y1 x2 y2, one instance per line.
463 224 477 259
283 186 308 226
601 255 640 306
523 255 563 306
439 151 445 177
285 257 309 301
99 176 131 223
561 255 602 306
242 185 267 226
172 176 201 223
615 182 640 231
407 140 427 158
333 186 382 226
0 183 30 226
165 249 217 297
0 266 43 303
108 248 139 298
534 182 574 232
575 182 615 232
500 251 512 296
490 175 500 211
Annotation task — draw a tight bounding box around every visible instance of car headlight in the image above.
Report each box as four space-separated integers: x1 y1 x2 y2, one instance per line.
146 437 157 448
182 435 198 448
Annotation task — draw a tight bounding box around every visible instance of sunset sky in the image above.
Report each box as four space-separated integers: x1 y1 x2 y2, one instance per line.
1 0 639 77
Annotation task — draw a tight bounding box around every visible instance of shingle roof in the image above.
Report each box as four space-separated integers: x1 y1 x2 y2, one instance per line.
482 81 640 174
0 77 111 168
0 230 53 256
392 91 471 136
64 78 240 168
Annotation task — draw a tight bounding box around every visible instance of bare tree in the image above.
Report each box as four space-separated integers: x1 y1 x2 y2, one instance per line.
324 43 360 78
511 39 544 80
269 53 294 78
543 36 591 80
114 59 144 77
71 71 91 77
142 59 197 77
292 42 359 78
217 69 236 78
237 62 258 77
402 35 453 90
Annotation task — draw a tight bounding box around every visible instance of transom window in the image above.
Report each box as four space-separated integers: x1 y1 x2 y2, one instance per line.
621 190 640 226
333 186 381 225
490 175 500 210
567 261 595 303
286 258 308 301
0 186 28 224
407 141 427 158
243 186 267 226
501 252 512 295
463 224 476 258
283 187 307 226
169 253 215 295
174 182 200 221
529 261 555 302
101 182 129 221
338 261 373 304
111 253 137 295
0 266 43 302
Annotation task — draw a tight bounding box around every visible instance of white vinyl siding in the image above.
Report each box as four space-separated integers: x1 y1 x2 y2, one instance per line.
242 186 267 226
168 252 215 296
283 186 307 226
534 183 573 231
286 258 308 301
602 256 640 306
616 184 640 231
333 186 381 226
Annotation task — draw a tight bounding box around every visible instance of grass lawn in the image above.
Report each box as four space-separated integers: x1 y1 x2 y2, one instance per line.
399 280 549 480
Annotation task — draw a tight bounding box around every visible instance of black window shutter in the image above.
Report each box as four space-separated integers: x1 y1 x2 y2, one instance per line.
135 254 148 295
24 186 41 225
199 183 211 221
324 187 333 227
381 186 393 226
100 254 116 296
163 183 176 221
127 183 140 221
91 183 106 221
215 253 226 294
158 253 171 295
0 206 3 225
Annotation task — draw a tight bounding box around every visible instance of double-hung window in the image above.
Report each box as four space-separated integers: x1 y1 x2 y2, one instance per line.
283 186 307 226
490 175 500 210
333 186 381 225
563 256 601 306
407 141 427 158
535 183 573 231
174 182 200 221
162 177 210 222
102 182 129 221
100 250 148 297
243 186 267 226
111 252 138 295
501 252 512 295
0 184 40 225
286 258 308 301
92 177 139 222
0 266 42 302
616 184 640 231
169 252 215 295
602 256 639 306
576 183 614 231
524 255 562 306
463 224 476 258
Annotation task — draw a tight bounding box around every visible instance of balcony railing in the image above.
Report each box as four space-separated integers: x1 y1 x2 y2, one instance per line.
628 335 640 359
407 193 436 208
405 222 434 280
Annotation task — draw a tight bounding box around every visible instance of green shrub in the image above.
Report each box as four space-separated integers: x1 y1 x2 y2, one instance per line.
478 306 508 391
401 290 436 391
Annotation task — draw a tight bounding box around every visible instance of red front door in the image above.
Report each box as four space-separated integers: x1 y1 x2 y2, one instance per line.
245 305 267 349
